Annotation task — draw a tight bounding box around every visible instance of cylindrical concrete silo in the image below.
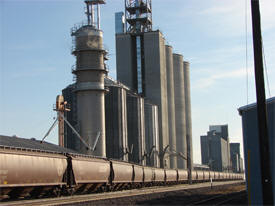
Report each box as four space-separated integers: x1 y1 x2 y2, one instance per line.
173 54 187 169
145 101 160 168
183 61 193 170
165 45 177 169
71 1 107 157
127 93 146 165
105 78 128 161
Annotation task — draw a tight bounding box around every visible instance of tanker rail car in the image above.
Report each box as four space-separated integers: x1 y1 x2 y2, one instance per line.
0 146 244 200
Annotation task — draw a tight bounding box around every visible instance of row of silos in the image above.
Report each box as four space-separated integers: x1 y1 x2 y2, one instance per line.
105 82 160 167
63 1 162 168
116 31 193 169
63 77 160 167
165 45 193 170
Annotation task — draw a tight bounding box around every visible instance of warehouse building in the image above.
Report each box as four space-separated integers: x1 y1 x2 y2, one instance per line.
239 96 275 205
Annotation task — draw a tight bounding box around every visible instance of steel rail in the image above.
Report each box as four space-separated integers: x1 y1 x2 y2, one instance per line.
1 181 244 206
187 189 246 206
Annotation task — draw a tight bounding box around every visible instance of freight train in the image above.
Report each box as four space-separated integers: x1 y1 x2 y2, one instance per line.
0 146 244 199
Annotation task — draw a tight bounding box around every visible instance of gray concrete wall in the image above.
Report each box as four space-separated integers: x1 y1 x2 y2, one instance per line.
165 45 177 169
145 101 160 167
143 31 169 168
173 53 187 169
116 34 136 91
183 61 193 170
105 85 128 161
127 93 146 165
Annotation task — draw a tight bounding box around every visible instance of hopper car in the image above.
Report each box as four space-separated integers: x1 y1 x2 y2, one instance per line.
0 146 244 199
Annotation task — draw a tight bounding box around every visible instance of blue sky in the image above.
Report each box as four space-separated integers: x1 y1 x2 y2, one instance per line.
0 0 274 164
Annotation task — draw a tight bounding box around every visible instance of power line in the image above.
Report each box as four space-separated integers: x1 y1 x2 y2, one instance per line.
245 0 249 105
262 42 272 97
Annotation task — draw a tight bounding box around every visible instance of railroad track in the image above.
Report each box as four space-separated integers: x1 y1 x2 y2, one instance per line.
0 181 244 206
188 190 247 205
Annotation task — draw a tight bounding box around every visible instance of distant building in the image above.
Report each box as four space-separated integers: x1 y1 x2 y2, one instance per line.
115 12 125 34
209 125 231 170
230 143 243 173
200 126 231 172
239 157 244 172
209 125 229 141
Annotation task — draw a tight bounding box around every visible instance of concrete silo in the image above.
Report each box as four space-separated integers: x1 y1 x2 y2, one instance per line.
71 0 107 156
145 101 160 168
173 54 187 169
105 77 129 161
127 92 146 165
183 61 193 171
165 45 177 169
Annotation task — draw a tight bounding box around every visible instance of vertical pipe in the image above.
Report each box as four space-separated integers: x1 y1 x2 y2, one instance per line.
251 0 274 204
91 5 94 26
58 111 65 147
125 0 127 32
97 4 100 29
87 4 90 25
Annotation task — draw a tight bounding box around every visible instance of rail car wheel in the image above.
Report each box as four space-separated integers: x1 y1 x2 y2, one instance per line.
52 187 62 197
29 187 43 198
106 185 113 192
8 188 24 199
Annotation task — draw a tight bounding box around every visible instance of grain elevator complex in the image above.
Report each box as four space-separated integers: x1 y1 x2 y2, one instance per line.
62 0 193 170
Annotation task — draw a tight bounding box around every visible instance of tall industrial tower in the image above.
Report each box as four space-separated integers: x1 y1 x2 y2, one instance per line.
124 0 152 95
116 0 170 168
71 0 107 156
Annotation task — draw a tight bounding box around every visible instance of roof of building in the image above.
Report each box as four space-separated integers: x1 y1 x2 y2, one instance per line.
0 135 77 154
238 96 275 114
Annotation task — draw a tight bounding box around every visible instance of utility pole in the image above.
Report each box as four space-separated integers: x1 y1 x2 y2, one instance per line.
250 0 274 204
